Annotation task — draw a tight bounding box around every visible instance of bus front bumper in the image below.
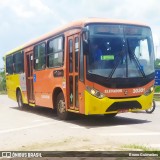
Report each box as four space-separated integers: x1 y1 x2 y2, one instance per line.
84 91 154 115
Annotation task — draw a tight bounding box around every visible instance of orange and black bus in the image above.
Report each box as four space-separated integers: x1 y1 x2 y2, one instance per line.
5 18 155 120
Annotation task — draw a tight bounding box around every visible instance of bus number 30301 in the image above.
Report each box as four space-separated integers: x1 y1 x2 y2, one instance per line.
133 88 145 93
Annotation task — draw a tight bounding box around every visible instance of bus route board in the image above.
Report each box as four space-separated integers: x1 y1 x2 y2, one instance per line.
155 69 160 86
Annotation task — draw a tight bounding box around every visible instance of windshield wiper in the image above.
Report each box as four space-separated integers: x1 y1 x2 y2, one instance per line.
127 40 146 78
128 50 146 78
108 50 125 78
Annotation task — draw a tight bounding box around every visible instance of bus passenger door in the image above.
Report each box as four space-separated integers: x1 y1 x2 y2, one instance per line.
67 34 79 110
26 52 35 104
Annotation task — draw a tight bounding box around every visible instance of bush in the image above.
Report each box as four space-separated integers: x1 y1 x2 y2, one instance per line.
155 58 160 69
0 70 6 93
155 86 160 93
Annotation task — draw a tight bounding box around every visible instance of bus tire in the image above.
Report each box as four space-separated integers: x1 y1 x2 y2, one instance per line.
56 92 70 120
17 90 24 109
145 100 156 114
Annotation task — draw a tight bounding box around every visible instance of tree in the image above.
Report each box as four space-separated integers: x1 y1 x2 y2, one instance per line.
0 70 6 90
155 58 160 69
0 57 6 93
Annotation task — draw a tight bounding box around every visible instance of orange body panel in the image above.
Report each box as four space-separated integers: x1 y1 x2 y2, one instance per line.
33 68 66 108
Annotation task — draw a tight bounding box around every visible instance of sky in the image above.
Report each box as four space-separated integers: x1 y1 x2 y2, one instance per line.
0 0 160 69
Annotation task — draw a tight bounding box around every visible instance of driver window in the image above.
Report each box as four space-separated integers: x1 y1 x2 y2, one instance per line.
139 39 150 62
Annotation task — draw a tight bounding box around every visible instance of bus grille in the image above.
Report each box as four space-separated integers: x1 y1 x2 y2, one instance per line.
106 101 142 112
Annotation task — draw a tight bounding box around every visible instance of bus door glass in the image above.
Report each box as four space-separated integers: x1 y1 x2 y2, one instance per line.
26 52 35 103
68 34 79 110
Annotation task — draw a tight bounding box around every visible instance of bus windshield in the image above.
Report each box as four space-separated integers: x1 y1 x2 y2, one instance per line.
87 24 154 78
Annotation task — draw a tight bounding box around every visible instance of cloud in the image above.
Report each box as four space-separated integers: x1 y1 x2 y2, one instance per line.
0 0 66 23
11 4 34 18
0 0 160 68
29 0 66 24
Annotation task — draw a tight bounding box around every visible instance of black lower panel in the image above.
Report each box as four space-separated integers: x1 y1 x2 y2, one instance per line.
106 101 142 112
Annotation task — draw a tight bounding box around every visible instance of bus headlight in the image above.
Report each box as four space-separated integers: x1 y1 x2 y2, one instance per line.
144 86 154 96
86 86 105 99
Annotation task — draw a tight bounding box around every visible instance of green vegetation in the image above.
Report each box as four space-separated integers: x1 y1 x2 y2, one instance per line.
154 91 160 101
155 86 160 93
122 144 160 152
122 144 150 151
154 58 160 100
155 58 160 69
0 69 6 94
0 57 6 94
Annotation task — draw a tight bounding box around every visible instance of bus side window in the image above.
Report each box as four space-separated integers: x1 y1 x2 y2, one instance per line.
34 43 46 70
13 51 24 73
79 37 84 82
75 37 79 72
47 36 64 68
6 55 13 75
69 39 73 72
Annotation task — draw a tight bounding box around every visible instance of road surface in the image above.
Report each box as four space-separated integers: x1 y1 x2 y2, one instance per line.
0 95 160 152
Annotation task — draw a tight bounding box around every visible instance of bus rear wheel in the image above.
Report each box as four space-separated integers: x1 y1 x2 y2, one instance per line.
56 92 70 120
17 90 24 109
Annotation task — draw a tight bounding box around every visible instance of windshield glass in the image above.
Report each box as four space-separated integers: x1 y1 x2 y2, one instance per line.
87 24 154 78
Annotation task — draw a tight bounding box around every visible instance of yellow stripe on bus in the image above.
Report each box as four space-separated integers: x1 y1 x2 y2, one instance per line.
4 45 24 56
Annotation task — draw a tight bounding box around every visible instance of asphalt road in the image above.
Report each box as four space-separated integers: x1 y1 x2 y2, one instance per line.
0 95 160 151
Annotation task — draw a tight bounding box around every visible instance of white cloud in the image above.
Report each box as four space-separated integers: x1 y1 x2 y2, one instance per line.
29 0 49 12
0 0 66 24
0 0 10 7
28 0 67 24
0 0 160 67
11 4 34 18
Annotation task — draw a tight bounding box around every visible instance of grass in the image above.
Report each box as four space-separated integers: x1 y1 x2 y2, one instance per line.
155 86 160 93
154 96 160 101
0 90 7 95
122 144 150 151
154 93 160 101
154 86 160 101
122 144 160 152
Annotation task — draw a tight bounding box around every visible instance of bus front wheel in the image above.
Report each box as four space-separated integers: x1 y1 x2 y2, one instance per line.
56 92 70 120
145 100 156 114
17 90 24 109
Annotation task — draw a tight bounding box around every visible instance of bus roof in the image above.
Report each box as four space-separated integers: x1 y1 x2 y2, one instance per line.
4 18 149 56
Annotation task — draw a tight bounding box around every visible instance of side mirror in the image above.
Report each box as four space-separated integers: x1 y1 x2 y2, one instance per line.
83 41 89 55
82 28 89 43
